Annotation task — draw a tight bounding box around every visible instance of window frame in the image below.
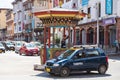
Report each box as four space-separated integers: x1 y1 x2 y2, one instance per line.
85 49 100 58
73 50 86 60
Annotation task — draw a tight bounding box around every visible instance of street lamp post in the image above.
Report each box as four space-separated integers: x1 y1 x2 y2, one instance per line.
32 17 35 41
17 26 18 41
96 3 99 47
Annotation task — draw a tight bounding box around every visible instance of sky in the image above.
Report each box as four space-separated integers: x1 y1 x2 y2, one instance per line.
0 0 14 9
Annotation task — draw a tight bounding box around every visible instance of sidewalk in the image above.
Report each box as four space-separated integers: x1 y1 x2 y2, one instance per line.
103 47 120 57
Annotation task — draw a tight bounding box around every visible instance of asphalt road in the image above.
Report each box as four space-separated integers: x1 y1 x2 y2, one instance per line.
0 51 120 80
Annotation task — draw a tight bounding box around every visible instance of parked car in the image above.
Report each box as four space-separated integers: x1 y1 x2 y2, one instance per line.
19 43 39 56
0 43 5 53
30 41 42 49
15 41 26 53
45 43 59 48
2 41 15 51
45 45 109 77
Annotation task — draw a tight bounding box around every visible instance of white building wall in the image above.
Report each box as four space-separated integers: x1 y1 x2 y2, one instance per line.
113 0 118 15
117 0 120 16
101 0 106 18
78 0 119 24
62 0 72 9
13 0 24 35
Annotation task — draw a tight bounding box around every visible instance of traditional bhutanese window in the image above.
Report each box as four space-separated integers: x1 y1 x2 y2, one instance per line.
87 7 91 19
98 3 101 17
38 0 47 7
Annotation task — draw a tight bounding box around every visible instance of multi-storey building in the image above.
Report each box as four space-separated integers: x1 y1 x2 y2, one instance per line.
61 0 120 48
6 9 14 40
0 8 10 41
12 0 72 43
12 0 56 42
23 0 33 42
12 0 24 41
32 0 55 43
72 0 120 48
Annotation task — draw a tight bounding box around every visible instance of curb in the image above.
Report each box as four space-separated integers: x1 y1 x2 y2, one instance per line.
107 53 120 57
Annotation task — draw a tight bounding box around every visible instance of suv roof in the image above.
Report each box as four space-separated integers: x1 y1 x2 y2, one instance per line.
71 45 98 50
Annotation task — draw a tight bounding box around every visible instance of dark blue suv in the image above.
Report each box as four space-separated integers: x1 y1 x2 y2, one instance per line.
45 45 109 77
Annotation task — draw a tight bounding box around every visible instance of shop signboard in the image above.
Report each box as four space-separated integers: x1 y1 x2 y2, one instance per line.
103 17 116 26
106 0 113 15
82 0 89 6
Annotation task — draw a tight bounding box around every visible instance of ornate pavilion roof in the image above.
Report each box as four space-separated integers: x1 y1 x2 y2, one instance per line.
34 8 86 27
34 8 86 19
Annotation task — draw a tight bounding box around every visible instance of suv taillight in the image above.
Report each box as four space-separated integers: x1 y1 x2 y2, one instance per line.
106 56 108 63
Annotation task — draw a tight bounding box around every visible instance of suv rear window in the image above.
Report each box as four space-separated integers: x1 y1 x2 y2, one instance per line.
86 49 99 57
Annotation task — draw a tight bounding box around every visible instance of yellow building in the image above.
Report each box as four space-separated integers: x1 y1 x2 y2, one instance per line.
6 9 14 40
0 8 10 41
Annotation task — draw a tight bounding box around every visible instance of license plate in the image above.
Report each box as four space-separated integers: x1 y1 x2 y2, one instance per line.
46 68 50 72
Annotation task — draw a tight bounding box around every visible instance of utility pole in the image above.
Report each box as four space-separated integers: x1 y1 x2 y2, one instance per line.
17 26 18 41
32 16 35 41
96 2 99 47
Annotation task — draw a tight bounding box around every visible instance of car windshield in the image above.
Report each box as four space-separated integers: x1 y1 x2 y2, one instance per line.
0 44 3 47
17 43 22 46
6 42 13 45
58 49 75 59
26 44 35 48
35 43 41 46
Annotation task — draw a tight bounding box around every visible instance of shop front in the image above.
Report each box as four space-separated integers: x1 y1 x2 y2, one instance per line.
77 17 117 49
103 17 116 47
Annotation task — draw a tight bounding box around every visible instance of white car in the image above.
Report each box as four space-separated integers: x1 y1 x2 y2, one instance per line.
15 41 26 53
30 41 42 49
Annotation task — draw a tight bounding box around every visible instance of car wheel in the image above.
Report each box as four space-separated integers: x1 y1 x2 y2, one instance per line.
37 53 40 56
60 67 70 77
98 65 107 74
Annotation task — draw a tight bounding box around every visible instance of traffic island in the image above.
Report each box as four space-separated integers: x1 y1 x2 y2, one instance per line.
34 64 45 71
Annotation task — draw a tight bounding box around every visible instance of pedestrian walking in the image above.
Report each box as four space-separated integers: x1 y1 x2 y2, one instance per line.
114 40 119 53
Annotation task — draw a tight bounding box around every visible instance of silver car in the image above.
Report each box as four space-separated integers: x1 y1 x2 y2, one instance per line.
15 41 26 53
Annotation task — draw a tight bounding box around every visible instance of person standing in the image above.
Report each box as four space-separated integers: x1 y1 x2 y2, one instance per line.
61 38 66 48
114 40 119 53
